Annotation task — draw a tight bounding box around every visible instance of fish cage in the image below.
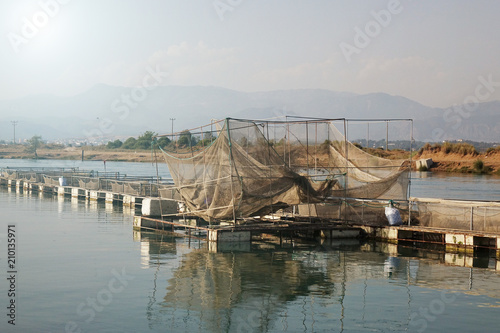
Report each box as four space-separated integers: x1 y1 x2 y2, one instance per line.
155 117 413 224
411 197 500 233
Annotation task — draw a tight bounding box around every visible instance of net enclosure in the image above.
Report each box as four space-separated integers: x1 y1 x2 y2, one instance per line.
157 118 411 222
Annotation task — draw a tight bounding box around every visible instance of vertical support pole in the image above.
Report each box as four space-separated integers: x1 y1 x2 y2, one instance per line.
409 120 413 225
408 200 412 226
315 122 318 171
306 121 311 222
266 122 275 220
366 122 370 173
153 144 163 215
273 120 277 149
283 123 286 164
306 121 309 176
343 119 348 223
327 120 331 171
201 125 210 227
226 119 237 224
287 117 291 168
386 120 389 151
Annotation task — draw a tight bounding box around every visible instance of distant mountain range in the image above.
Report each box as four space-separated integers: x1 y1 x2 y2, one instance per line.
0 85 498 143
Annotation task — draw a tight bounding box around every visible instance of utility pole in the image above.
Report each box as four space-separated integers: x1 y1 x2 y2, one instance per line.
170 118 175 134
170 117 175 143
11 121 18 144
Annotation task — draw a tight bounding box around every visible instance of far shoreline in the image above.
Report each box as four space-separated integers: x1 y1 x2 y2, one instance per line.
1 145 499 175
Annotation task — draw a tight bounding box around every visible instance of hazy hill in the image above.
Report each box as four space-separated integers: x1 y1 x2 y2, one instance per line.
0 85 498 143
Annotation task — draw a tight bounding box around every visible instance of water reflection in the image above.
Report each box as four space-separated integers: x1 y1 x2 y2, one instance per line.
1 177 500 332
134 231 500 332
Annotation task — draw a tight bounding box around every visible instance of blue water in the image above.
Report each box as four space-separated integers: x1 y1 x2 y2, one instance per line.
411 171 500 201
0 160 499 332
0 159 172 178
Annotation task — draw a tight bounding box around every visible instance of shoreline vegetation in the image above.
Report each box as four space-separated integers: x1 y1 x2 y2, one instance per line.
414 142 500 175
1 140 499 176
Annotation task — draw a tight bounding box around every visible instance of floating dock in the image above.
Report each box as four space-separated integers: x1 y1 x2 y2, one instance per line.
0 167 169 208
132 216 500 259
360 224 500 257
1 176 144 207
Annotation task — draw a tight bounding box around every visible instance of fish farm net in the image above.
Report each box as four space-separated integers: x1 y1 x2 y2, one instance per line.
412 198 500 233
158 118 411 222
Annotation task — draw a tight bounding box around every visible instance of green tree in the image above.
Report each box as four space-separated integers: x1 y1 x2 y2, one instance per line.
135 131 156 150
107 139 123 149
26 135 43 158
197 132 216 147
178 130 197 147
122 137 137 149
157 136 171 148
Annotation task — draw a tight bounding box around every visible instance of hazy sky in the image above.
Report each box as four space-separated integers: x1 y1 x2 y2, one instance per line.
1 0 500 108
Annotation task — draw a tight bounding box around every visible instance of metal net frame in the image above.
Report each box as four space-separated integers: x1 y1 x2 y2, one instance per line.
157 117 412 222
412 198 500 232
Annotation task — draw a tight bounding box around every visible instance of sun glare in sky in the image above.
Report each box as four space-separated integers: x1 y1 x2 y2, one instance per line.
1 0 499 108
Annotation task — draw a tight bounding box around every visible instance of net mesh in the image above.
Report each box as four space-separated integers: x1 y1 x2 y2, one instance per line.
160 118 410 221
412 198 500 232
43 175 60 186
79 178 99 190
297 199 410 225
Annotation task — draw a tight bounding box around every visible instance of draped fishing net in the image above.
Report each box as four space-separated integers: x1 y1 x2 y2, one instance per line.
159 118 410 221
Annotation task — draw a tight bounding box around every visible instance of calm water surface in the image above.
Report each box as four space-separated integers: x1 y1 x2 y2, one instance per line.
0 160 499 332
411 171 500 201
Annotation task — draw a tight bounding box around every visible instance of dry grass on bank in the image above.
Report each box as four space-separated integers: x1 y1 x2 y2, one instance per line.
416 142 500 175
